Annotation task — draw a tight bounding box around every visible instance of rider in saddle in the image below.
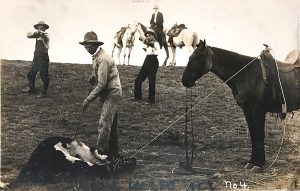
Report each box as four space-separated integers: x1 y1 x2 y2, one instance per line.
150 4 164 49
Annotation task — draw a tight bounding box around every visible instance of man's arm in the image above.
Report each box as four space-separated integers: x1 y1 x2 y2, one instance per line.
150 14 155 26
27 30 47 38
27 31 40 38
86 61 108 102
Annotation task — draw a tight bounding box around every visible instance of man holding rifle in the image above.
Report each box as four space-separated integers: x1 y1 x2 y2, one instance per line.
22 21 50 98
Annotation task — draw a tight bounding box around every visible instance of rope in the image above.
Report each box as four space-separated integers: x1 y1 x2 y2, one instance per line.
270 49 287 114
130 54 261 158
263 47 287 171
264 118 286 171
72 84 92 139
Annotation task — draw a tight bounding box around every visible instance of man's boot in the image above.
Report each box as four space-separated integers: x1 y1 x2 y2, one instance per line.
22 81 36 94
37 79 49 98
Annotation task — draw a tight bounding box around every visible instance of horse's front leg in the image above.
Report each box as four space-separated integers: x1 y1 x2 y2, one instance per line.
117 47 122 65
121 47 126 65
111 44 115 57
171 47 176 66
243 105 266 172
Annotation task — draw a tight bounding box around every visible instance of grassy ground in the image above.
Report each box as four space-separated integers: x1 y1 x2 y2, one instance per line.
1 59 300 190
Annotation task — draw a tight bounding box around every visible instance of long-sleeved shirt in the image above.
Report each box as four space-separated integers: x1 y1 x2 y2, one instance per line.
145 41 160 56
86 47 122 102
27 30 50 50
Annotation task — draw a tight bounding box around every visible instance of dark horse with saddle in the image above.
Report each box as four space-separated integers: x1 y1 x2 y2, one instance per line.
182 40 300 172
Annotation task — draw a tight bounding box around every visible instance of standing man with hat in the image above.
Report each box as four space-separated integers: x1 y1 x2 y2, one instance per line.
79 31 122 158
150 4 164 49
22 21 50 98
134 29 160 104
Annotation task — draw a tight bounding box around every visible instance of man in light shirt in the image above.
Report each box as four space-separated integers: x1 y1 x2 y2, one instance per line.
22 21 50 98
134 29 160 104
79 31 122 158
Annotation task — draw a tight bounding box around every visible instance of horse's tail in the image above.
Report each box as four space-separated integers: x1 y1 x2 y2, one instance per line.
192 32 199 49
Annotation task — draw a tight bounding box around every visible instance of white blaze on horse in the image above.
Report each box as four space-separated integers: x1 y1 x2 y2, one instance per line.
112 21 139 65
166 24 198 66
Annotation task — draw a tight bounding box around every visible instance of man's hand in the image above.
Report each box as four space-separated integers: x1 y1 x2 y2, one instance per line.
88 75 96 86
82 99 90 111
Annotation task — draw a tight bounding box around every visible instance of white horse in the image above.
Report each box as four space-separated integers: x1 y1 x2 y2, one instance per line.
166 24 198 66
112 21 139 65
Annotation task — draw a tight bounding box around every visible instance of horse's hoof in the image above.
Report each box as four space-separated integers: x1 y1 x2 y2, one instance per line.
250 166 263 173
244 163 254 169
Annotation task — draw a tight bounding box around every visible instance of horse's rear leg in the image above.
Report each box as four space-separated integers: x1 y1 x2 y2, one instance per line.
243 105 266 172
171 47 176 66
162 44 169 66
122 48 127 65
127 49 131 65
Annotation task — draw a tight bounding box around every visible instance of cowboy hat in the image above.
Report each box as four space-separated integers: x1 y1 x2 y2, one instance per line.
34 21 49 30
145 29 156 37
153 4 159 9
79 31 104 46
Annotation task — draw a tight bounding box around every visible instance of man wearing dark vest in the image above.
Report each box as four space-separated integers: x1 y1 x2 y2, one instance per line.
150 4 164 49
22 21 50 98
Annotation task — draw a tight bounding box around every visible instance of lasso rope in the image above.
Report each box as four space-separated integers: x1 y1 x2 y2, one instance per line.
263 47 287 171
72 84 92 139
130 53 261 158
265 118 286 171
271 49 287 114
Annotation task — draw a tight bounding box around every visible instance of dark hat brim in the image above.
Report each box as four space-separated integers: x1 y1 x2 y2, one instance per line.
34 23 49 30
79 40 104 46
145 31 157 39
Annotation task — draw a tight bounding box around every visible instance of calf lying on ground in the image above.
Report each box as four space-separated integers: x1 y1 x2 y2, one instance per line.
12 136 136 185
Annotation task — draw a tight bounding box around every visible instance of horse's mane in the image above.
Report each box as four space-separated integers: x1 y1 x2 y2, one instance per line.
211 46 255 65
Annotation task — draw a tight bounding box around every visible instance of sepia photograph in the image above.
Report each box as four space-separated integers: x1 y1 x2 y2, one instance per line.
1 0 300 190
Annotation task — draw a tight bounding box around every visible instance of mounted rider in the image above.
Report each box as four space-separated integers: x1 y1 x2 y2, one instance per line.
150 4 164 49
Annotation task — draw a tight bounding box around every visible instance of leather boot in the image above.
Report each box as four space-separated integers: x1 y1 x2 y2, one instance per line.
22 81 36 94
37 79 49 98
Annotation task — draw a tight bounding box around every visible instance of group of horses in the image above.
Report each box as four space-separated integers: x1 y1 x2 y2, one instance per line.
112 21 198 66
112 21 300 172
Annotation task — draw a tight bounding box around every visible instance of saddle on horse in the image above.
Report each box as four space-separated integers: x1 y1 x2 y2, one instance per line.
167 24 187 37
277 49 300 72
167 24 187 47
115 27 127 47
260 49 300 117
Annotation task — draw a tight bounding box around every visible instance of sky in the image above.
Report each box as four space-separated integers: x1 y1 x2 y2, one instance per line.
0 0 299 66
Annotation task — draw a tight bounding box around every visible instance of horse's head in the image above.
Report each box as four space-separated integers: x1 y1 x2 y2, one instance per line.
128 21 139 34
182 39 213 87
136 22 148 41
